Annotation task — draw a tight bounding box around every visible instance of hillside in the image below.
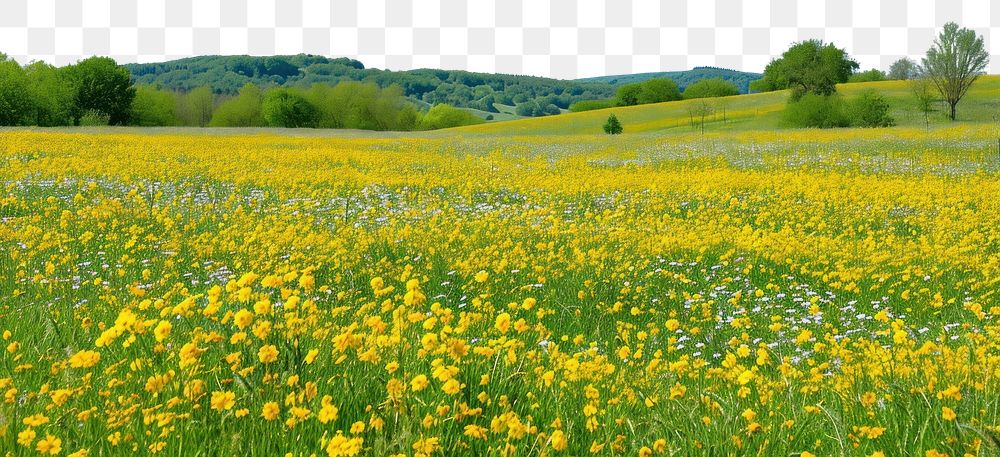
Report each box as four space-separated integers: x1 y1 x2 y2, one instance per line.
125 55 763 119
453 76 1000 135
125 54 616 117
578 66 762 94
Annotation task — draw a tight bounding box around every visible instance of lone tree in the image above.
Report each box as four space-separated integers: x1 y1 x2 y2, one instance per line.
910 77 937 130
603 114 623 134
888 57 919 80
687 100 715 134
922 22 989 121
750 39 859 100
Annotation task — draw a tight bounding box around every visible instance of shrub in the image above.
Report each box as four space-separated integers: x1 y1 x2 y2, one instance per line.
569 99 613 112
262 88 317 128
614 84 642 106
515 101 540 116
848 69 887 83
130 85 179 127
846 90 895 127
683 78 739 99
603 114 623 134
637 78 682 104
210 83 265 127
79 110 110 126
418 104 484 130
782 94 849 128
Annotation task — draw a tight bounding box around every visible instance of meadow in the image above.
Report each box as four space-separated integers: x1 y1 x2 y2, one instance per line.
457 76 1000 135
1 121 1000 456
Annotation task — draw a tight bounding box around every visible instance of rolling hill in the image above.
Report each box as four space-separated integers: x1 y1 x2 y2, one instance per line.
578 66 762 94
452 76 1000 135
125 54 617 117
125 55 762 118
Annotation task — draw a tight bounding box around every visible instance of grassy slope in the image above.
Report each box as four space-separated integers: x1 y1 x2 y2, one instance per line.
454 76 1000 136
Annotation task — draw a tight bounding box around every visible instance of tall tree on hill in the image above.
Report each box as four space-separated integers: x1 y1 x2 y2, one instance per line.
921 22 989 121
751 40 859 100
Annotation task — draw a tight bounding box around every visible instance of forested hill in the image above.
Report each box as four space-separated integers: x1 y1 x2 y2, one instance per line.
126 54 616 115
125 55 761 115
578 67 763 94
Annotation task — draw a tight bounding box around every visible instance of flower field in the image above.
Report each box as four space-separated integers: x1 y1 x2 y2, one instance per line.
1 128 1000 456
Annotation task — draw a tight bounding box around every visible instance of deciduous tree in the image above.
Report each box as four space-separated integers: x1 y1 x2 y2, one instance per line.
921 22 989 121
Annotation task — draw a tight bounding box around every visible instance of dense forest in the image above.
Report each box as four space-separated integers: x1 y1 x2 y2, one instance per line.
127 55 763 117
0 53 483 130
126 55 618 117
0 52 764 130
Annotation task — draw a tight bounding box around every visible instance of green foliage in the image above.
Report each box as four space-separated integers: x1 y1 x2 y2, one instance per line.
637 78 682 104
177 86 215 127
845 90 895 127
683 78 740 99
0 54 474 131
353 85 419 131
910 78 937 129
686 100 717 133
889 58 919 80
0 59 34 126
65 56 136 125
581 66 762 94
418 104 484 130
514 100 559 116
210 83 265 127
848 69 887 83
748 78 776 93
24 61 74 126
782 94 849 128
756 40 859 100
784 91 896 129
130 85 179 127
603 114 623 134
302 83 357 129
616 78 681 106
262 88 318 128
126 54 615 117
614 84 642 106
922 22 990 120
569 99 613 112
79 110 110 126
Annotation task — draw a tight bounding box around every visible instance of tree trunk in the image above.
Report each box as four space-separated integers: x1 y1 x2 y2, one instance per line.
949 102 957 121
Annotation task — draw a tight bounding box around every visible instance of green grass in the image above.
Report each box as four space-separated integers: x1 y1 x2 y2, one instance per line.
455 76 1000 136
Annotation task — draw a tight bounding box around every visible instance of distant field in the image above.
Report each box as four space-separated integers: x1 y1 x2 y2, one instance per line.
455 76 1000 135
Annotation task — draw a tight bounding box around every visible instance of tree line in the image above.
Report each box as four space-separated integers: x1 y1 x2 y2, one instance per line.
570 76 741 113
0 53 482 130
126 54 617 118
0 55 134 126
